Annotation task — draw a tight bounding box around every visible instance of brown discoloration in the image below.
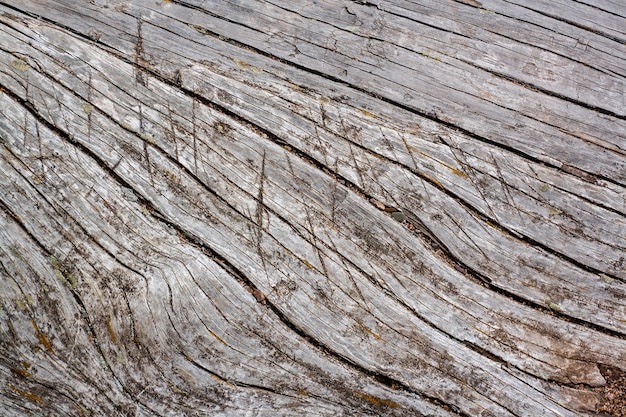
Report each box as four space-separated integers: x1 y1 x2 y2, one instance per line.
9 384 43 403
252 289 266 304
30 319 54 354
554 362 605 387
107 317 118 344
552 386 601 414
357 392 401 409
11 363 32 379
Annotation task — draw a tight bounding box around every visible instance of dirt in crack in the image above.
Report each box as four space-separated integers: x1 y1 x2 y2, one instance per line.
595 365 626 416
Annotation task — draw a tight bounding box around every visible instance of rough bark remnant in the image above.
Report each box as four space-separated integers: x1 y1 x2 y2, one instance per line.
0 1 625 416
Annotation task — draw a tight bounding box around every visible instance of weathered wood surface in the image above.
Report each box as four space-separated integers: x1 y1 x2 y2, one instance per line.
0 0 625 416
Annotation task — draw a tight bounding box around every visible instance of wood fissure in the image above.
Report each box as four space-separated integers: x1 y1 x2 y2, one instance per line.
1 1 625 416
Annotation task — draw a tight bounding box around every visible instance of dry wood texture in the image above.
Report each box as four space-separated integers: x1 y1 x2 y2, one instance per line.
0 1 625 416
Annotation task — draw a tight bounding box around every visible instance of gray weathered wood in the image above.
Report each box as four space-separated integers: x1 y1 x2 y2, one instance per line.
1 1 625 416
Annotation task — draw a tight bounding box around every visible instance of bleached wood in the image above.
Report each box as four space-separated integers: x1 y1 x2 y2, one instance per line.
1 1 624 416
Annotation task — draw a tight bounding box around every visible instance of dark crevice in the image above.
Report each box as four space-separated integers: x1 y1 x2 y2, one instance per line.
0 133 164 291
305 93 625 222
185 355 283 395
7 2 624 329
464 157 625 244
373 1 626 80
27 48 537 410
224 160 626 398
571 0 626 20
27 0 610 193
0 7 137 92
455 55 625 120
190 57 622 281
479 3 626 65
2 4 624 410
2 18 620 390
403 214 626 340
225 65 625 285
240 330 369 413
190 62 626 339
203 60 626 286
184 355 313 403
243 298 470 417
284 213 578 402
256 75 626 223
115 58 626 399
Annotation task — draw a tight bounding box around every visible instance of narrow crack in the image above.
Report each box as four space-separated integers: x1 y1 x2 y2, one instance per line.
158 0 626 187
284 0 626 120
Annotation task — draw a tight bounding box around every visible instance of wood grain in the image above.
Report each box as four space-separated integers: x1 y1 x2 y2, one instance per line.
0 1 624 416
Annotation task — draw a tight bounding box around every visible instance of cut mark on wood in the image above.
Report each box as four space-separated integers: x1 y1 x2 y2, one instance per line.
2 3 625 414
141 63 626 335
4 47 624 336
192 97 199 175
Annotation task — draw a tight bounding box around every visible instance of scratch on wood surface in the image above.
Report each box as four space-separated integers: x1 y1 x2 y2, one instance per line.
256 150 266 241
192 97 198 175
1 1 625 415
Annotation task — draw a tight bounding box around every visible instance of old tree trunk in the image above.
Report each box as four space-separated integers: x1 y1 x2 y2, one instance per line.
1 0 625 416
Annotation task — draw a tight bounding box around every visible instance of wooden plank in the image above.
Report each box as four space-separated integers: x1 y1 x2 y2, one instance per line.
502 0 626 41
290 0 626 116
1 1 624 416
0 94 453 417
378 0 626 77
131 0 624 183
